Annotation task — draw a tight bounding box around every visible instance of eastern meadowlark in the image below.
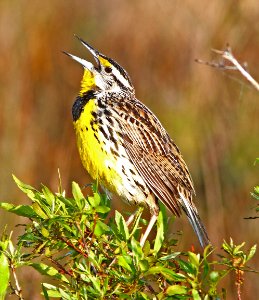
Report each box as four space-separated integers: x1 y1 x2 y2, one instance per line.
64 36 210 248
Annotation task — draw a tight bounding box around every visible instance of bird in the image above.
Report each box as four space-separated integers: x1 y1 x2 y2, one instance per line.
64 36 210 248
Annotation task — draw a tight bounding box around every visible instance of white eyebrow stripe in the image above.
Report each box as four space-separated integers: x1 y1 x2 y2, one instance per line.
112 67 131 89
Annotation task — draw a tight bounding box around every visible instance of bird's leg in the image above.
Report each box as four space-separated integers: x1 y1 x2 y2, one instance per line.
140 214 158 247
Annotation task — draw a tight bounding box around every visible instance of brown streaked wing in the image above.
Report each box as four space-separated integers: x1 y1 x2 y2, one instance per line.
123 139 181 216
115 98 195 195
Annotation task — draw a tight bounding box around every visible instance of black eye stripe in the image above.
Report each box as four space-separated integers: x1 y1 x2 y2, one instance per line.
98 53 133 90
111 73 124 89
105 57 132 84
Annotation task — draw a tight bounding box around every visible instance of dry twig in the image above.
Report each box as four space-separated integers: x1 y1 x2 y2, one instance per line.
196 45 259 92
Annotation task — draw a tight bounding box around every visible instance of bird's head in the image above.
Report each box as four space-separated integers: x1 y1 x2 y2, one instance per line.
64 36 134 96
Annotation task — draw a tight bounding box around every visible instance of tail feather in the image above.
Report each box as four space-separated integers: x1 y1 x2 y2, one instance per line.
179 192 210 248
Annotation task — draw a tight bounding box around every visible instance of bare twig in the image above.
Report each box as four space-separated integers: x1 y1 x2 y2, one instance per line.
10 262 24 300
196 45 259 91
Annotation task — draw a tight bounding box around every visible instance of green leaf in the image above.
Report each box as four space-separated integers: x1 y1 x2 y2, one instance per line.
129 207 144 238
166 285 187 295
93 220 110 236
153 211 164 256
12 175 37 201
41 283 61 298
117 255 133 272
159 201 168 231
131 236 143 261
139 259 149 272
159 252 181 261
139 292 151 299
247 244 257 261
143 240 150 256
0 234 8 252
72 182 85 209
42 185 55 206
0 202 38 218
188 252 200 268
0 252 10 299
87 274 101 293
146 266 186 281
93 192 101 206
202 258 210 280
115 293 131 299
87 194 100 208
7 240 15 256
178 259 196 275
32 202 49 219
41 227 50 238
233 242 245 255
115 211 129 241
95 206 110 214
88 192 101 208
41 283 50 300
30 263 69 283
192 289 202 300
251 186 259 200
19 232 41 243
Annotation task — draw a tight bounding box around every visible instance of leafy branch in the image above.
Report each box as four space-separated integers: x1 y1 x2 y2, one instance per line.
0 176 257 299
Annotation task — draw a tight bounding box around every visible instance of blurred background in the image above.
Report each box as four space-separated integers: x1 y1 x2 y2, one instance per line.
0 0 258 298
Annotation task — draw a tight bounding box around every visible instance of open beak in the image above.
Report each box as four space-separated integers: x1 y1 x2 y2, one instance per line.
63 35 101 71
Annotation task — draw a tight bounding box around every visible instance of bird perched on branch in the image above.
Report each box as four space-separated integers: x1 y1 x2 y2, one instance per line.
64 36 210 248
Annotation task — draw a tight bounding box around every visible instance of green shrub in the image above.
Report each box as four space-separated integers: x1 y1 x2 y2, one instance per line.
0 176 257 299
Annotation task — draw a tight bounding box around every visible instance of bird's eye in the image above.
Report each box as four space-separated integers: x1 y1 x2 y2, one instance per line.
104 66 112 73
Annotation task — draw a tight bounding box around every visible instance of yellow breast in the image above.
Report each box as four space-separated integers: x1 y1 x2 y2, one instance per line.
73 99 123 192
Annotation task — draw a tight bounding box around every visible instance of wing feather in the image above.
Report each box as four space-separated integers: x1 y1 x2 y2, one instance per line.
112 98 196 215
110 97 210 247
124 139 181 216
116 98 195 193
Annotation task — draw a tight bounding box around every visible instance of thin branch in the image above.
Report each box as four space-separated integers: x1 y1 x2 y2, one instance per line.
196 45 259 91
236 269 244 300
10 262 24 300
213 47 259 91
